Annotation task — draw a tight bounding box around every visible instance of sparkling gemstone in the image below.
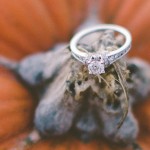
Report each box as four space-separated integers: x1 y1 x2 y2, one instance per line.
86 54 105 75
88 61 105 75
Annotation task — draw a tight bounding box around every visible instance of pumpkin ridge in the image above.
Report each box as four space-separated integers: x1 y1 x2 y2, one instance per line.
41 0 73 41
20 0 58 48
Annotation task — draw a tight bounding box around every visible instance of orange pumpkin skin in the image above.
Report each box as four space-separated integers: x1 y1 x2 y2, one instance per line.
133 98 150 150
26 137 111 150
0 0 88 60
98 0 150 61
0 67 36 142
0 130 31 150
134 99 150 133
69 0 88 28
138 133 150 150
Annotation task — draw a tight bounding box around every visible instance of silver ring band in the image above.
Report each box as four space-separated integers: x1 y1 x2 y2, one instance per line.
70 24 132 75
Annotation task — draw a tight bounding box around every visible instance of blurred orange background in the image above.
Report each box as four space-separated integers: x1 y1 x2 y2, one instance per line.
0 0 150 150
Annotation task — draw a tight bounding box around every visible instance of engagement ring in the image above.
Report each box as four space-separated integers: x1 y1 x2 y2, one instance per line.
70 24 132 75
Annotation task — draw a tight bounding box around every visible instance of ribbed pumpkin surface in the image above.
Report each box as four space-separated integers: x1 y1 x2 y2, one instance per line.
0 0 88 60
0 67 36 142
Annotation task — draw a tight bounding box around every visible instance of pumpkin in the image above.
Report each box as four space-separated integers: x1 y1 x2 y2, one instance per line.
0 0 88 60
0 1 150 149
98 0 150 62
0 67 36 142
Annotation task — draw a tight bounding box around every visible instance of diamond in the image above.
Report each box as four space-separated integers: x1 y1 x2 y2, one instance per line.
85 54 105 75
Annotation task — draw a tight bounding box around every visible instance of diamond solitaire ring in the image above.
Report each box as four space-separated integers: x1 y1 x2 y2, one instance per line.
70 24 132 75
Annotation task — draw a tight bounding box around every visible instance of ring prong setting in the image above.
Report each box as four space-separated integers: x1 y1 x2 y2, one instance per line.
86 54 105 75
